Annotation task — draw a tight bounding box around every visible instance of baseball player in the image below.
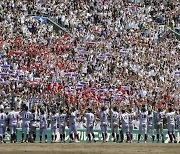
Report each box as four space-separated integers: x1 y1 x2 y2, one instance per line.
58 108 67 143
0 107 7 143
166 107 177 143
176 109 180 143
20 106 32 143
147 110 155 143
39 109 48 143
50 110 58 143
29 108 38 143
128 108 136 143
119 108 130 143
111 106 119 142
155 108 165 143
8 107 20 143
84 107 96 143
137 107 148 143
68 107 80 143
99 106 109 143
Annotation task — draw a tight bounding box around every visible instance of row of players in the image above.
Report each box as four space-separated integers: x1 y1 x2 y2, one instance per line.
0 105 180 143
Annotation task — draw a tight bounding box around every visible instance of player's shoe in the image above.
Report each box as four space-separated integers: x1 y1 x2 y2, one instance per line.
39 141 42 143
93 139 96 143
137 141 140 143
144 141 147 143
74 139 80 143
162 139 164 143
129 140 132 143
112 138 115 142
174 140 177 143
168 141 172 143
178 141 180 143
3 140 6 143
25 140 28 143
21 140 25 143
45 140 48 143
69 140 74 143
0 140 3 143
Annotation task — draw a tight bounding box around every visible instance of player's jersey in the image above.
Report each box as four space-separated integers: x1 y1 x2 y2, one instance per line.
111 110 119 125
139 111 148 125
8 111 19 125
69 111 78 125
166 112 176 125
99 109 109 124
30 112 38 127
155 111 165 124
128 112 136 125
50 114 58 127
148 113 154 126
58 113 67 126
20 111 32 124
85 112 94 127
120 113 129 125
39 113 47 127
176 114 180 127
0 113 7 127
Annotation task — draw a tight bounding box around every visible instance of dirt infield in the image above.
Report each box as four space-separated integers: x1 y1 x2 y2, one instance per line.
0 143 180 154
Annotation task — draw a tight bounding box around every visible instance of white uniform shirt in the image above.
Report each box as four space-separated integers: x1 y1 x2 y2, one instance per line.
155 111 165 125
20 111 32 124
139 111 148 125
120 112 129 125
8 111 19 125
148 113 154 126
176 114 180 127
58 113 67 126
111 110 119 125
85 112 94 127
129 112 136 125
50 114 58 127
0 113 7 127
166 112 176 125
39 113 47 127
69 111 78 125
99 109 109 125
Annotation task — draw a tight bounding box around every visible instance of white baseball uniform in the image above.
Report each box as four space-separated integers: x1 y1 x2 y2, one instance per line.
166 112 176 134
111 110 119 135
85 112 95 134
69 111 78 135
155 111 165 134
139 111 148 135
148 113 155 136
120 112 129 133
39 113 48 136
99 109 109 135
8 111 19 135
0 113 7 137
20 111 32 135
58 113 67 135
50 113 58 136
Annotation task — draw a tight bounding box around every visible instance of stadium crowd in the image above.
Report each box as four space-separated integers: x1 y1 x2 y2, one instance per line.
0 0 179 143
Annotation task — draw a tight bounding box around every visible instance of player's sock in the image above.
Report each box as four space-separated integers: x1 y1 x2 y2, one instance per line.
14 133 17 142
88 134 91 141
45 135 47 140
138 134 141 142
105 133 107 141
112 133 115 139
63 134 65 140
161 134 164 141
120 131 124 142
40 135 42 142
70 134 73 141
11 134 14 142
26 134 29 142
172 133 176 140
92 133 95 139
60 134 63 141
152 135 155 142
76 134 80 141
145 134 148 142
33 133 36 141
131 134 133 141
55 135 57 141
51 135 54 142
116 134 119 142
102 133 105 141
22 133 24 141
157 134 159 141
169 134 173 143
0 136 2 142
126 133 130 142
